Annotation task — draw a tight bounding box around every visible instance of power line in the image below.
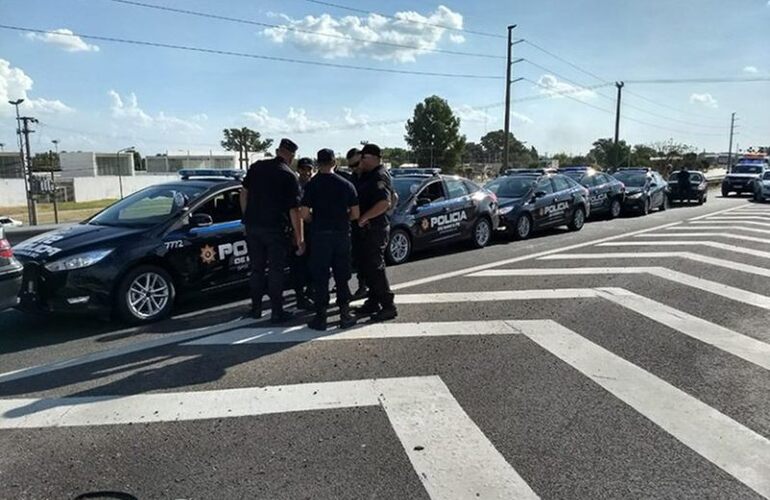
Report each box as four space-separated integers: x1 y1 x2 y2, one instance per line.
624 77 770 84
300 0 506 39
106 0 505 60
0 24 503 80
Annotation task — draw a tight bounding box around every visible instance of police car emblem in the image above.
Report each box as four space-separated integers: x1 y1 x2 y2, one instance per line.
420 218 430 231
200 245 217 264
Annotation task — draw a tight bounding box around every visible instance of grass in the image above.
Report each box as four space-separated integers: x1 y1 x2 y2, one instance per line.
0 198 116 225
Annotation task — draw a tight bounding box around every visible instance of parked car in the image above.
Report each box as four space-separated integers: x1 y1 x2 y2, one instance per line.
484 171 590 240
387 173 499 264
611 168 669 215
668 171 708 205
753 171 770 202
560 166 625 219
0 227 23 312
0 216 23 228
722 161 768 197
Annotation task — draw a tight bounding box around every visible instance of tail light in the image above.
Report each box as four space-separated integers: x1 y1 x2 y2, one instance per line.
0 238 12 259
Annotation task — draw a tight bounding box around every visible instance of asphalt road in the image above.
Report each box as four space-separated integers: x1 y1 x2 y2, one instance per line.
1 192 769 500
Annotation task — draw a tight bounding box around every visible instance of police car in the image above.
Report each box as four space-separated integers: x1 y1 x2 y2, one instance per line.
753 171 770 202
722 160 768 197
611 168 669 215
484 171 590 240
13 169 262 324
668 170 708 205
386 173 498 264
560 166 625 219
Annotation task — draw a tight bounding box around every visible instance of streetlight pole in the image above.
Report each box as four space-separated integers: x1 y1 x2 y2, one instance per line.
51 139 60 224
9 98 33 223
502 26 524 172
116 146 135 199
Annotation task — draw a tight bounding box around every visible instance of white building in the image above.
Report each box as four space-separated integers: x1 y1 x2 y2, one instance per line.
59 151 136 179
145 153 237 174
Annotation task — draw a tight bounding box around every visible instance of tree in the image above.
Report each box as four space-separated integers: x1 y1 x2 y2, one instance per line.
132 150 145 171
382 147 412 167
630 144 657 168
31 152 58 172
462 142 485 163
221 127 273 169
479 130 536 168
405 95 466 172
551 152 571 167
589 138 631 169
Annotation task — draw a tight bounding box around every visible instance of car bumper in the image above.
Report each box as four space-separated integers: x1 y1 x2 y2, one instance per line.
0 268 22 311
16 261 113 316
622 196 646 210
723 181 752 192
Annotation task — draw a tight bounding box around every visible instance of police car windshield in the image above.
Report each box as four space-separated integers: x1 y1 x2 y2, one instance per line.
484 176 535 198
733 164 763 174
612 171 647 187
763 172 770 181
89 184 206 227
393 178 424 205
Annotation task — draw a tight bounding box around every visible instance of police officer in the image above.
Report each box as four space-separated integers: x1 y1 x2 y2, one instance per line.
292 157 315 310
354 143 397 322
677 165 692 201
240 138 304 323
339 148 368 300
300 148 359 331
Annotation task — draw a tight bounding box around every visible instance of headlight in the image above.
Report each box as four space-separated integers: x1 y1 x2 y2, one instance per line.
627 192 643 199
45 249 113 272
499 206 515 215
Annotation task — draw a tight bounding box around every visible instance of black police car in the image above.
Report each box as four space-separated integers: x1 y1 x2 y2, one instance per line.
611 168 670 215
13 169 261 324
668 170 708 205
387 173 498 265
484 171 590 240
560 166 626 219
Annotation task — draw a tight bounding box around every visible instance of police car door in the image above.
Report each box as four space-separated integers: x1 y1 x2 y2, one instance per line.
587 174 607 211
164 187 247 290
412 180 453 246
532 177 557 228
443 178 473 240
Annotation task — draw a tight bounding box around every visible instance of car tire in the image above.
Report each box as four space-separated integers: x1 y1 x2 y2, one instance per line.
116 265 175 325
721 187 729 197
470 217 492 249
511 214 532 240
608 198 622 219
386 229 412 265
568 206 586 231
698 194 705 205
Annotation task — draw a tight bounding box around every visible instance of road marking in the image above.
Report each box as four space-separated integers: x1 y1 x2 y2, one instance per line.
636 233 770 244
701 218 770 227
185 320 530 345
540 252 770 278
690 220 770 228
667 225 770 235
686 205 748 221
598 241 770 259
706 215 770 220
469 267 770 310
0 375 539 500
393 289 770 370
523 322 770 499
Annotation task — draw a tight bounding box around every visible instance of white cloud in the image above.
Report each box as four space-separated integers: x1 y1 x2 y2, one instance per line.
243 107 330 133
108 90 202 131
743 65 759 74
342 107 370 127
262 6 465 62
689 92 718 109
536 74 596 99
452 104 534 125
0 59 73 116
25 28 100 53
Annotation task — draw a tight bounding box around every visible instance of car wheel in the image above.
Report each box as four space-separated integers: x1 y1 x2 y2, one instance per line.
116 265 175 324
661 196 669 211
511 214 532 240
386 229 412 265
568 206 586 231
608 198 622 219
721 187 729 197
698 194 705 205
471 217 492 249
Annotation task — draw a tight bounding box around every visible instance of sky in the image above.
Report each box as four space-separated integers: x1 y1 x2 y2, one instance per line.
0 0 768 160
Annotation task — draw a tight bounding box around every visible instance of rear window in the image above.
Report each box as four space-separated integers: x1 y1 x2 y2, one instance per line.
484 176 535 198
552 175 571 192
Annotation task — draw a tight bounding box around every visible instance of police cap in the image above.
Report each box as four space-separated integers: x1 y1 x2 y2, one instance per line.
279 138 298 153
361 143 381 158
297 157 314 169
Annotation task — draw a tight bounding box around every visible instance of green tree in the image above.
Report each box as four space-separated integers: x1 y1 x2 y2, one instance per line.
630 144 657 168
551 152 571 167
462 142 486 163
405 95 466 172
382 147 412 167
589 138 631 169
31 152 58 172
479 130 536 168
221 127 273 169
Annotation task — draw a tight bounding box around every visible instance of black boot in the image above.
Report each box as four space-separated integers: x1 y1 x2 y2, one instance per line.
249 305 263 319
339 306 356 329
308 310 327 331
352 286 369 300
296 293 314 311
353 300 380 316
370 303 397 322
270 308 295 324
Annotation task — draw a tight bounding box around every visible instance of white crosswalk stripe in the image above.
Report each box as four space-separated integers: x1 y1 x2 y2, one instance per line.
598 240 770 259
635 232 770 244
666 225 770 235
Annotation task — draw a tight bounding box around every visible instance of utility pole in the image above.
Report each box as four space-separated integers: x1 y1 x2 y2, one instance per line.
9 98 33 224
20 116 39 226
51 139 60 224
614 81 624 145
727 112 736 173
502 25 524 171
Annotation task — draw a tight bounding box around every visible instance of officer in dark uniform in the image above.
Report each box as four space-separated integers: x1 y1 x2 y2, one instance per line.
300 148 359 331
338 148 368 300
677 166 692 201
292 157 315 310
240 138 304 323
354 143 397 322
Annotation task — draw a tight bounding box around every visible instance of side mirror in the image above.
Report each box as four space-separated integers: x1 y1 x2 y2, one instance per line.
190 213 213 228
533 191 547 199
416 197 431 207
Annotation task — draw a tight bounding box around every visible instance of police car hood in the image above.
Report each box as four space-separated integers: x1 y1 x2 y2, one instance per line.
13 223 145 262
624 186 646 195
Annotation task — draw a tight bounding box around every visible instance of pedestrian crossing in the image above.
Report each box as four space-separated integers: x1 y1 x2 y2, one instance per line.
2 203 770 499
